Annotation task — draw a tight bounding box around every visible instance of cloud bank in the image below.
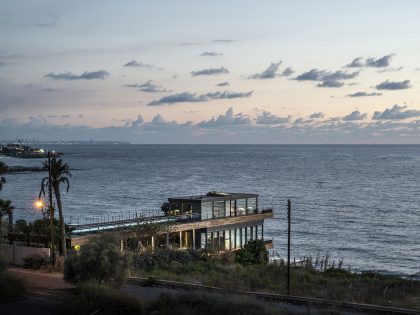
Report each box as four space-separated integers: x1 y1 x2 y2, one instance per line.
45 70 110 80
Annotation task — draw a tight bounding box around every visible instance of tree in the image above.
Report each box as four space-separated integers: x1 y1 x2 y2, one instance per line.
0 199 15 235
0 161 7 191
40 158 71 257
64 233 131 287
235 240 269 265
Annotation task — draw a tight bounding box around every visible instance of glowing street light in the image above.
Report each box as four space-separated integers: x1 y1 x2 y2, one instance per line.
35 199 44 210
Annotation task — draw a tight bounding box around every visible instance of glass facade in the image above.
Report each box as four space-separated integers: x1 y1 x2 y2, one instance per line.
236 199 246 215
202 202 213 220
247 198 257 214
214 201 225 218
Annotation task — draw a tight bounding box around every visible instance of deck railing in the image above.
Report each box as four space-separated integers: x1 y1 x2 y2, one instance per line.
69 207 273 235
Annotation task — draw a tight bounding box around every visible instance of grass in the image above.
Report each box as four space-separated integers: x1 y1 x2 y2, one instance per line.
131 250 420 310
57 281 287 315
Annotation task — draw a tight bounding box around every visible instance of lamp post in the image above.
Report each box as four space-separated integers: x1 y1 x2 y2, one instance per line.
287 199 291 295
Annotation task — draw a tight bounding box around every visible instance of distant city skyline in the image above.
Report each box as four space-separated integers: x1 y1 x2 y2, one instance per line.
1 0 420 143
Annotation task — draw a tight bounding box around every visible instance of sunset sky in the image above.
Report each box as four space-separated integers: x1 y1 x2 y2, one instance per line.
1 0 420 143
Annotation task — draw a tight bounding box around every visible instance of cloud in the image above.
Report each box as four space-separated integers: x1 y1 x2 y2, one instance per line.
213 39 235 43
44 70 109 80
377 66 403 73
255 111 290 125
296 69 358 88
200 51 223 56
197 107 250 128
124 80 170 93
216 81 229 87
342 111 367 121
123 60 156 69
346 54 394 68
309 112 324 119
131 115 144 127
295 69 328 81
148 90 253 106
317 80 344 88
0 61 6 67
2 108 420 144
322 70 359 81
346 57 364 68
281 67 294 77
205 90 253 99
348 92 383 97
249 61 282 79
148 92 206 105
375 80 412 90
373 105 420 120
191 67 229 76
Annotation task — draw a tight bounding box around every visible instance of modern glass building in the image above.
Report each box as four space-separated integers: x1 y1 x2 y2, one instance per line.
167 191 273 251
70 191 273 252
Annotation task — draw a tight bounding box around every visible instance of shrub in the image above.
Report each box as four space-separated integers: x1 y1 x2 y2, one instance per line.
23 254 49 270
235 240 268 265
64 233 131 287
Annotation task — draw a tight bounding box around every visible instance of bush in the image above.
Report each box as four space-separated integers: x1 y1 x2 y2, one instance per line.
23 254 49 270
235 240 268 265
64 233 131 287
132 248 207 271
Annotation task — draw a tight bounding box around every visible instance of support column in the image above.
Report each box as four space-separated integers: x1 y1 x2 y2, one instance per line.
179 231 182 248
192 229 196 249
151 236 155 250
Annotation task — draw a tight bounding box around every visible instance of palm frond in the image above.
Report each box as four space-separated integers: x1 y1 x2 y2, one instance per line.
60 177 70 193
39 177 49 198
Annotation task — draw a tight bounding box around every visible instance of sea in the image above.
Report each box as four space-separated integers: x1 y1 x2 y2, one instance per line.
1 144 419 276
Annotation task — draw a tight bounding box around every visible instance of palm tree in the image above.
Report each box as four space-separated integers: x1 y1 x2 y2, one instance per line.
0 199 15 235
40 158 71 257
0 161 7 191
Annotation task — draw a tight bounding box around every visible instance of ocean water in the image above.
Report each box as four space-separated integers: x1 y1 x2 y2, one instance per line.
1 144 419 275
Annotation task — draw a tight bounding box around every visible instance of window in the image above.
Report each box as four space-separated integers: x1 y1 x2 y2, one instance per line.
247 198 257 214
241 228 246 246
202 202 213 220
230 200 236 216
224 230 230 250
257 225 263 240
231 229 235 249
236 199 246 215
214 201 225 218
246 226 251 242
201 233 206 249
225 201 231 217
236 229 241 248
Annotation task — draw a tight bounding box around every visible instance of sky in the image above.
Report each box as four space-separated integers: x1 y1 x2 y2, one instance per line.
1 0 420 143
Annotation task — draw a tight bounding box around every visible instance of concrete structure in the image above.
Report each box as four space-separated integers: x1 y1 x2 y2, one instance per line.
70 191 274 251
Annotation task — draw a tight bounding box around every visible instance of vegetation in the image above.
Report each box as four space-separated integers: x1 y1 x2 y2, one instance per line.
0 199 14 235
23 254 50 270
64 233 131 287
235 239 269 265
130 249 420 310
14 218 71 248
57 281 281 315
0 162 7 192
40 157 71 257
0 256 25 303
